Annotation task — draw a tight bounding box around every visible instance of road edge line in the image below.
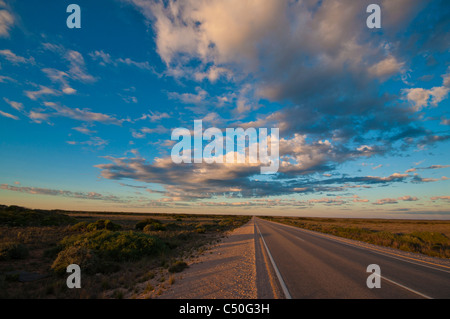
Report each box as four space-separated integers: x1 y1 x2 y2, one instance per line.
255 220 292 299
267 219 450 273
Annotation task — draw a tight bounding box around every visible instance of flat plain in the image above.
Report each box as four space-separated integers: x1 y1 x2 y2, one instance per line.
1 205 449 298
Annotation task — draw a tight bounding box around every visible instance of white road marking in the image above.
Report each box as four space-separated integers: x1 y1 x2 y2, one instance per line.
255 220 292 299
257 218 441 299
269 218 450 274
377 274 433 299
295 236 305 242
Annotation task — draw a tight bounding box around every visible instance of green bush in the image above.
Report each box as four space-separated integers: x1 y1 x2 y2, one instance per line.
86 219 122 231
135 218 166 231
52 230 165 274
51 246 98 274
0 242 29 260
143 222 166 232
70 220 122 232
51 245 120 275
59 230 165 262
135 218 161 230
0 205 77 226
70 221 89 231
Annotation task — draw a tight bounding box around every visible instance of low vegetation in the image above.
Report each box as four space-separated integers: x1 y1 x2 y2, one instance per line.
0 242 29 261
0 205 77 227
0 205 251 298
261 216 450 259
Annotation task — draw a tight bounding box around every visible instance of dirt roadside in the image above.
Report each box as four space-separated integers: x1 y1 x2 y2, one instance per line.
154 218 257 299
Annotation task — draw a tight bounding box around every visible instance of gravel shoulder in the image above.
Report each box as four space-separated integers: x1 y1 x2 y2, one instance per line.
155 218 257 299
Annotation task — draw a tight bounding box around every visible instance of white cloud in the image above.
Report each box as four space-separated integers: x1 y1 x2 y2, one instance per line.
368 55 404 78
116 57 152 70
194 66 233 82
136 111 170 122
403 67 450 111
128 0 407 82
443 68 450 87
404 86 450 111
89 50 153 71
42 68 77 95
25 85 60 100
28 110 50 124
168 87 208 105
89 50 114 65
0 75 15 83
0 109 18 120
0 8 14 37
65 50 96 83
373 198 398 205
62 87 77 95
42 68 69 83
3 98 23 111
398 195 418 201
127 0 291 78
0 49 34 64
67 136 108 148
430 196 450 201
72 126 97 135
132 125 168 138
429 86 450 105
0 183 125 203
43 102 123 125
42 43 96 84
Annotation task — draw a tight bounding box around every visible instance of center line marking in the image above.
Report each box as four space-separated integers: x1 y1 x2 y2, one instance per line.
375 274 433 299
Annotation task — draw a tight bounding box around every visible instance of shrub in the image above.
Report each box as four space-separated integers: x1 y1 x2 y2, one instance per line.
86 219 122 231
168 261 188 273
51 246 98 274
165 223 180 231
70 221 89 231
43 245 63 259
70 220 122 232
143 222 166 232
0 206 77 226
52 230 165 274
136 218 162 230
176 231 192 241
195 227 206 234
0 242 29 260
59 230 166 262
51 245 121 275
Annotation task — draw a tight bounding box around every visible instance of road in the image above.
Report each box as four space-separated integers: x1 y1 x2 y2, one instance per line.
254 217 450 299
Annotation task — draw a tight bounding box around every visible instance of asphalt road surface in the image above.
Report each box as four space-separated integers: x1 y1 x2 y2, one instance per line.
254 217 450 299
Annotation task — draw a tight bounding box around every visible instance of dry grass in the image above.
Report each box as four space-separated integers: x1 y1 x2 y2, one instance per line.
261 216 450 259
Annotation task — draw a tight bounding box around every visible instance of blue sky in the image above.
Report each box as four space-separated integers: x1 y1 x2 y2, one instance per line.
0 0 449 218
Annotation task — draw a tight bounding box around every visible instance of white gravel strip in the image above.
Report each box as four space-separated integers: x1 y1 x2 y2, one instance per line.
156 219 257 299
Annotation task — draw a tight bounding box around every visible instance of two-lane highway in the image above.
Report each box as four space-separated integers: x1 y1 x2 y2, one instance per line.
254 217 450 299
